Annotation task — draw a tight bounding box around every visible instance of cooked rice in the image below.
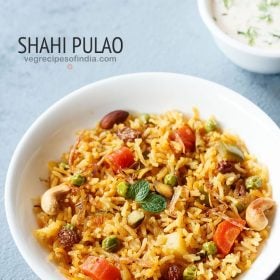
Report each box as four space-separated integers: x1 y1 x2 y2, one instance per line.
34 110 273 280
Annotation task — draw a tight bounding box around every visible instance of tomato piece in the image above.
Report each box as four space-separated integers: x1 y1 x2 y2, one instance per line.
171 125 196 153
81 257 121 280
106 146 135 172
213 219 246 255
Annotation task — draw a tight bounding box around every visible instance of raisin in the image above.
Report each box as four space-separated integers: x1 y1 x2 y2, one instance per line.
217 160 235 174
177 167 188 185
116 127 141 142
57 225 80 250
166 264 183 280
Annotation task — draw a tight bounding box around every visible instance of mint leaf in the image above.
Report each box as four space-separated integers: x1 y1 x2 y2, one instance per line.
140 193 167 213
134 181 150 202
127 180 150 202
127 183 137 199
127 180 166 213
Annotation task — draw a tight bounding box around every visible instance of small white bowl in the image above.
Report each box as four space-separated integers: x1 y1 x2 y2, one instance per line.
198 0 280 74
5 73 280 279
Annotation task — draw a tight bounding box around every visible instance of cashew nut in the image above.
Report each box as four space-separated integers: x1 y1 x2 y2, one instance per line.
41 184 71 215
245 197 275 231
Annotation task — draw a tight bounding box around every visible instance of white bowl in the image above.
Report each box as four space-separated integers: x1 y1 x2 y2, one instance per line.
5 73 280 280
198 0 280 74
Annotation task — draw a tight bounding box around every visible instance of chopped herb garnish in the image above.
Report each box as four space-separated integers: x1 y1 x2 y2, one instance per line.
237 27 258 46
258 0 280 11
223 0 232 9
272 33 280 39
258 1 269 12
213 16 217 21
259 14 273 23
271 0 280 6
264 40 273 45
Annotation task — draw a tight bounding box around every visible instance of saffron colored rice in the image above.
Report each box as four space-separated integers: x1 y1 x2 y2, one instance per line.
34 110 273 280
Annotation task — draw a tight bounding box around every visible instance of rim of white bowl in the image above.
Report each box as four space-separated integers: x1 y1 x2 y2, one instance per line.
198 0 280 58
4 72 280 280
